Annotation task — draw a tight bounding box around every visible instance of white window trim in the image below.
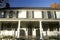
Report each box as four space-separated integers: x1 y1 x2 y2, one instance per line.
34 11 42 18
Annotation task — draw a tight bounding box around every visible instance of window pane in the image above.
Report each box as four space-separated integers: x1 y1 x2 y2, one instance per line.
42 11 44 18
16 11 19 18
47 11 52 18
18 11 26 18
54 11 57 19
51 11 56 19
0 11 5 18
34 11 42 18
56 11 60 18
1 22 18 31
42 11 48 19
27 11 34 18
9 11 13 18
42 22 59 31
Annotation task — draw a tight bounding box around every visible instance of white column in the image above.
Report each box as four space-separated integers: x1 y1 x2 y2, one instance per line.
26 29 28 38
17 20 20 38
40 21 43 39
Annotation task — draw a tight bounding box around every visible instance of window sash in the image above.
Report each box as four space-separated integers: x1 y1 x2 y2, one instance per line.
42 11 48 19
9 11 13 18
0 11 5 18
18 11 26 18
56 11 60 18
34 11 42 18
42 11 56 19
27 11 34 18
47 11 52 19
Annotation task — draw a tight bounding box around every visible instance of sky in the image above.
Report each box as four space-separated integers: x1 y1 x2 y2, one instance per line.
9 0 60 7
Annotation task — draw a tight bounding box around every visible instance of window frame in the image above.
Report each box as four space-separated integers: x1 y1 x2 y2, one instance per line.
34 11 42 18
26 11 34 18
18 11 27 18
0 11 5 18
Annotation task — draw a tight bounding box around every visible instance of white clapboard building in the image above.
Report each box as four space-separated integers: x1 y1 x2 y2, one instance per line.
0 7 60 40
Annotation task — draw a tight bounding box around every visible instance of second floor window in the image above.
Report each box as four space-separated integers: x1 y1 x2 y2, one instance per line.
1 22 18 31
42 11 48 19
18 11 26 18
34 11 42 18
47 11 52 19
42 11 56 19
0 11 5 18
9 11 13 18
56 11 60 19
27 11 34 18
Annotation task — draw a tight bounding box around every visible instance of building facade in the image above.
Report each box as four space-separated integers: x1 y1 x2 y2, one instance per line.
0 7 60 40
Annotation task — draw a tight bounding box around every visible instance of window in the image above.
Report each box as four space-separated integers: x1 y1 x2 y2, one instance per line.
42 11 56 19
9 11 19 18
27 11 34 18
34 11 42 18
0 11 5 18
16 11 19 18
1 22 18 31
9 11 14 18
42 11 44 18
42 22 59 31
4 11 7 18
18 11 26 18
56 11 60 19
47 11 56 19
47 11 52 18
54 11 57 19
42 11 48 19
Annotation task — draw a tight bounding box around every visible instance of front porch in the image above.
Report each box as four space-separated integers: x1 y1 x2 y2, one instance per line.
0 21 18 39
0 21 59 40
42 21 60 40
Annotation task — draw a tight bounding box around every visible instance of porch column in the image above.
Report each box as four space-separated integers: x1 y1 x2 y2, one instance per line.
17 20 20 38
25 29 28 38
40 21 43 39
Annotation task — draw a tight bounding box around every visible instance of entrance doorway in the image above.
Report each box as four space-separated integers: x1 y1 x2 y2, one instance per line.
20 21 40 40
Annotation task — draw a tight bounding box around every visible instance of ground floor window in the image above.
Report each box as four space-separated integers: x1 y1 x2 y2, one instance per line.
0 21 18 31
42 22 59 31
